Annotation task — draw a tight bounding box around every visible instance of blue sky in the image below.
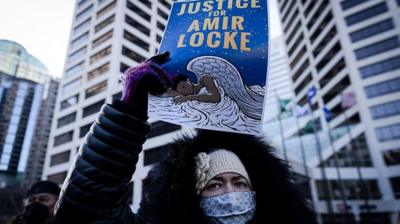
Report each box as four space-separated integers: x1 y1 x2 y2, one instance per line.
0 0 281 77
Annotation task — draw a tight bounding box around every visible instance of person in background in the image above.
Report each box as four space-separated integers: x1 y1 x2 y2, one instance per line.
54 52 317 224
8 180 60 224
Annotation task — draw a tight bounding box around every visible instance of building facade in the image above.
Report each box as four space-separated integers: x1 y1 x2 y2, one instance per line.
42 0 173 187
277 0 400 222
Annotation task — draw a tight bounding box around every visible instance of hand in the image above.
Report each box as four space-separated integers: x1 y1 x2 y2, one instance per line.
173 95 190 103
121 52 171 109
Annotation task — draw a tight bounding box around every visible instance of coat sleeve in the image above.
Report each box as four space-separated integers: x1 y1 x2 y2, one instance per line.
55 100 151 224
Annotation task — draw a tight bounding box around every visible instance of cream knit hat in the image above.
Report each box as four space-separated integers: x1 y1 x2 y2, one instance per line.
194 149 250 195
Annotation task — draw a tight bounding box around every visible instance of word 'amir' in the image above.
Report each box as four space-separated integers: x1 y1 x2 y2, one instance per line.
177 0 261 15
177 16 251 51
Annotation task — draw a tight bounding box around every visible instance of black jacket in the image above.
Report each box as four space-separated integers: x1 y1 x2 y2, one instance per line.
55 100 317 224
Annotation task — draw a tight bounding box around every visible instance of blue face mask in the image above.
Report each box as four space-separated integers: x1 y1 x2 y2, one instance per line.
199 191 256 224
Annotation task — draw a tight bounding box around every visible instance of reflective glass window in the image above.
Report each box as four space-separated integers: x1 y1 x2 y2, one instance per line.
54 131 73 147
60 94 79 110
355 37 400 60
85 80 107 99
341 0 368 10
359 55 400 79
376 123 400 142
349 19 394 43
370 100 400 119
364 77 400 98
82 99 105 118
57 112 77 128
345 2 388 26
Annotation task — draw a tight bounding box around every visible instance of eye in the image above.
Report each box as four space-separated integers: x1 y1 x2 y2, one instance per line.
234 181 249 189
205 183 222 191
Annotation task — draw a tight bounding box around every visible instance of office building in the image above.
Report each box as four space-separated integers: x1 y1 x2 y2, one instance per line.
277 0 400 222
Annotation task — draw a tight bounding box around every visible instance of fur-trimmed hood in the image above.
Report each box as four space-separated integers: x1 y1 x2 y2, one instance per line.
138 130 317 224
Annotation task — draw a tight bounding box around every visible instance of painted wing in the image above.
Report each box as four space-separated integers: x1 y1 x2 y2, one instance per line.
186 56 264 120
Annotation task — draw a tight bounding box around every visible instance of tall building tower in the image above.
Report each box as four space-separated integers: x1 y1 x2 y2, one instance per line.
42 0 173 187
277 0 400 222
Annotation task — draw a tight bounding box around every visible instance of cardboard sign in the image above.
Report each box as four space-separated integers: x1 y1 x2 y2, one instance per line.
149 0 269 135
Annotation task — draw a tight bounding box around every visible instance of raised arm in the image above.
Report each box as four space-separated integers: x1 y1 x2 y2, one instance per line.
55 53 171 224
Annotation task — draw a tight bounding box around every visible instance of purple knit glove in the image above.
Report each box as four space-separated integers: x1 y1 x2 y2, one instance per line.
120 52 172 111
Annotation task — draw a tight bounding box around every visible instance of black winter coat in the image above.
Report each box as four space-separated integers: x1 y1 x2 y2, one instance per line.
55 100 317 224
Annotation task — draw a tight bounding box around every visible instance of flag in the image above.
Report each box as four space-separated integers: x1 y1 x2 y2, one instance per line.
301 120 314 134
323 107 333 122
278 98 291 113
307 86 317 103
293 104 308 117
341 91 356 109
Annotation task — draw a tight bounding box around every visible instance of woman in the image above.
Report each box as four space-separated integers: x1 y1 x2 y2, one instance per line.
54 52 316 224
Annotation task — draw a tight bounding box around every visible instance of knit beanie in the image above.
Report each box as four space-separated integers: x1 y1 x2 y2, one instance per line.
194 149 250 195
26 180 61 198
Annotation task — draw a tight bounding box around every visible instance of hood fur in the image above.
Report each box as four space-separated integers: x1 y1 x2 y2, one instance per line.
139 130 316 224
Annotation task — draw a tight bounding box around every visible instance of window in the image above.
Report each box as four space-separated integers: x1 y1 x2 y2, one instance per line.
123 30 150 51
113 91 122 100
322 75 351 104
50 150 70 166
345 2 388 26
316 179 381 200
65 61 84 78
144 144 171 166
321 134 372 167
125 15 150 36
304 0 317 17
281 0 296 22
310 12 333 44
157 21 165 31
147 121 181 138
283 9 298 34
139 0 152 9
286 21 301 46
307 0 329 30
60 94 79 110
157 8 168 20
383 148 400 166
316 42 341 72
62 77 81 94
78 0 89 9
376 123 400 142
370 100 400 119
288 33 304 56
88 62 110 81
76 4 93 21
354 37 400 60
364 77 400 98
95 15 115 33
158 0 171 9
73 18 91 35
292 59 309 83
120 63 129 73
79 123 92 137
313 26 337 58
319 58 346 88
127 1 151 22
349 19 394 43
47 171 67 185
92 30 113 48
54 131 73 147
359 55 400 79
68 46 87 62
82 99 105 117
85 81 107 99
122 46 146 63
71 32 89 49
90 46 111 64
341 0 368 10
390 177 400 199
97 0 116 18
156 34 162 43
294 73 312 95
57 112 76 128
290 46 306 69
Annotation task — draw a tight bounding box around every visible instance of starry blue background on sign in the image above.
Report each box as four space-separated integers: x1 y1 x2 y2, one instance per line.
159 0 269 86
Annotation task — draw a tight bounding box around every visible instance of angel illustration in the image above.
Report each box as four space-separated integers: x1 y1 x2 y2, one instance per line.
166 56 264 120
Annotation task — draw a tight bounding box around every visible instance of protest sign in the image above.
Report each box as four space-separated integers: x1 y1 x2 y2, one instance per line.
149 0 269 135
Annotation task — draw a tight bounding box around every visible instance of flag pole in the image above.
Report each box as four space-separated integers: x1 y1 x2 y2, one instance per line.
274 90 288 161
342 109 373 217
307 87 335 222
325 113 349 218
293 112 314 208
